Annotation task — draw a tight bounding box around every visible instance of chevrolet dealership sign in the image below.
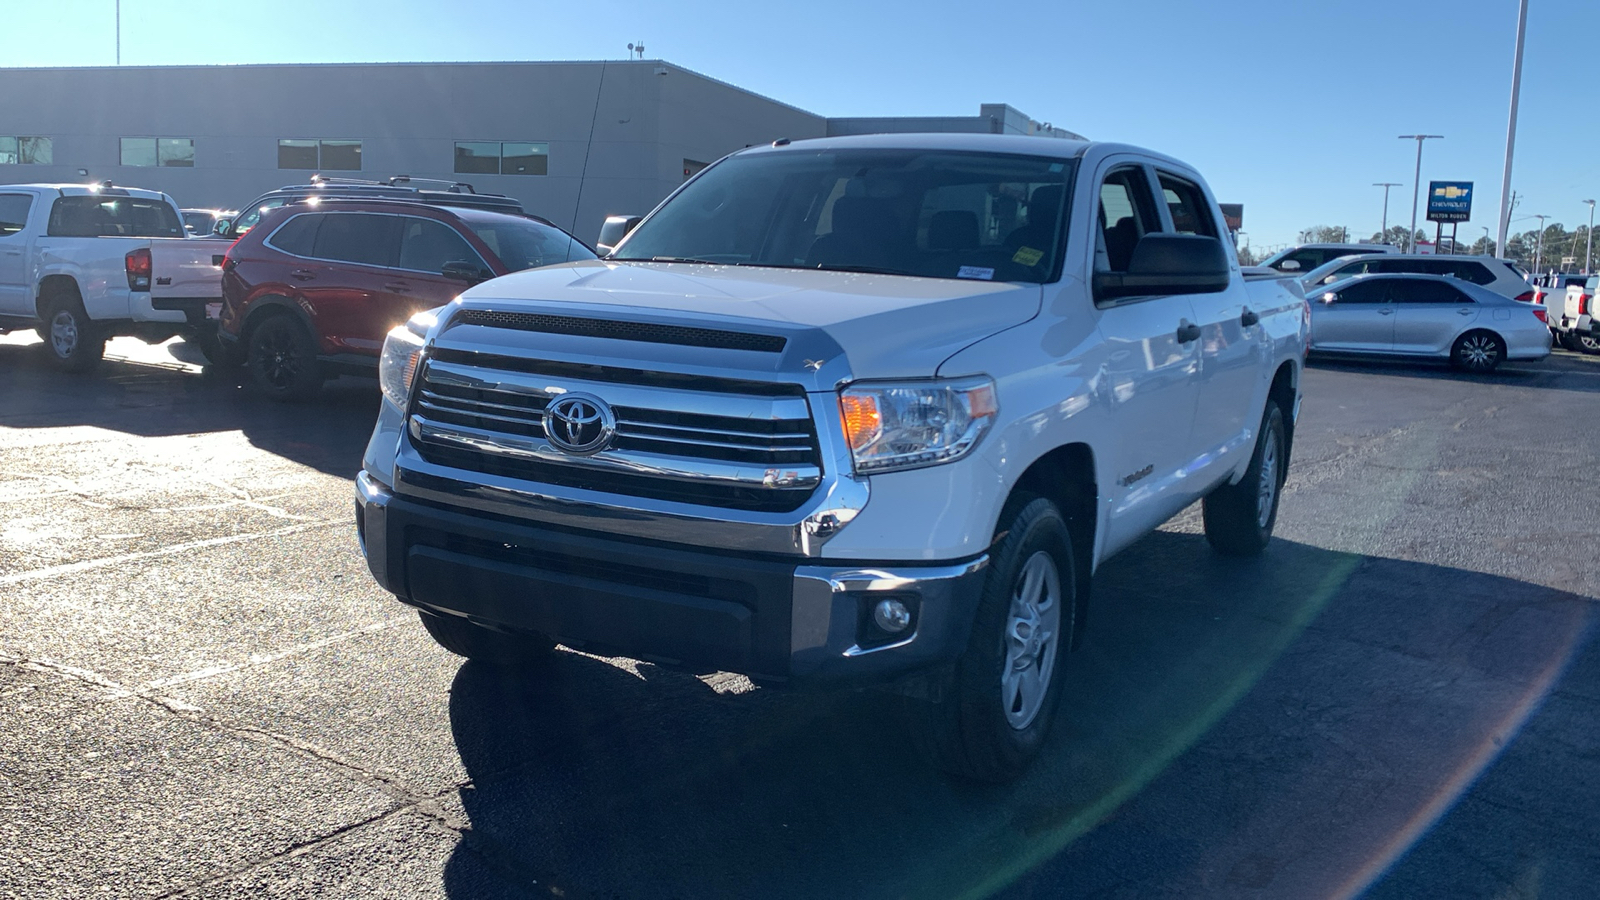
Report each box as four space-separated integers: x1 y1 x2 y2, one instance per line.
1426 181 1473 223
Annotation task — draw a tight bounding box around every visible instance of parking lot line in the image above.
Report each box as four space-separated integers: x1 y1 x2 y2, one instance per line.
0 519 342 586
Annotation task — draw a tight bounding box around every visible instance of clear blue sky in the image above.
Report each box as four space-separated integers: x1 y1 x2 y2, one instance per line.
7 0 1598 251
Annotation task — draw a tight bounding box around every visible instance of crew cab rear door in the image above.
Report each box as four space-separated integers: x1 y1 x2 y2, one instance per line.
0 189 37 317
1150 168 1261 475
1089 161 1203 552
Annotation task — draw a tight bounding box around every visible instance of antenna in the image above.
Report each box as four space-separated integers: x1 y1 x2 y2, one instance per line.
627 41 645 59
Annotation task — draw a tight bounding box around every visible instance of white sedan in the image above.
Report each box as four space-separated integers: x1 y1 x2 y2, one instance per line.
1308 273 1551 372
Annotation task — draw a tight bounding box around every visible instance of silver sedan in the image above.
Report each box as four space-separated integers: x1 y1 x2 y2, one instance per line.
1308 273 1551 372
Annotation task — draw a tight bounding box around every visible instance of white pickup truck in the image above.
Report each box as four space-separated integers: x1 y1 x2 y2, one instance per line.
0 183 232 370
355 134 1309 781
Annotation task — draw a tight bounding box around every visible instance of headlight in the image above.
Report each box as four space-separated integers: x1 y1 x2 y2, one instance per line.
378 312 434 408
838 376 998 474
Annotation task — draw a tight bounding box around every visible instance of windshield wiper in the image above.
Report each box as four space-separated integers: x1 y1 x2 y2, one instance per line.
811 264 913 277
616 255 727 264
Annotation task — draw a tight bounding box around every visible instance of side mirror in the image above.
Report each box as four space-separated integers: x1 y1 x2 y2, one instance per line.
442 260 488 284
212 219 231 236
595 214 643 256
1092 234 1231 301
1279 259 1302 272
1320 292 1338 304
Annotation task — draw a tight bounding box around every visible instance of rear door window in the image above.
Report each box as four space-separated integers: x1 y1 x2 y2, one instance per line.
46 195 184 237
397 217 481 274
0 193 32 236
1155 173 1217 237
1390 279 1470 304
311 213 401 268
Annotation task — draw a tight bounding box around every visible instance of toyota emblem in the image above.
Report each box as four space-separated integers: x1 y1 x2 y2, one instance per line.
543 392 616 455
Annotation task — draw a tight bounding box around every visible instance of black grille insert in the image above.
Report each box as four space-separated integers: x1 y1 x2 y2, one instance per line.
454 310 787 353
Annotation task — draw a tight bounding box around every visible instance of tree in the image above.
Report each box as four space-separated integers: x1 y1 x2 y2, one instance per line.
1301 225 1353 244
1367 226 1423 249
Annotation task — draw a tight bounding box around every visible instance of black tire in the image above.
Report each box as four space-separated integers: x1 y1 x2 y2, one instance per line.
1577 332 1600 355
416 610 556 668
1202 400 1287 557
37 294 105 373
1451 330 1505 372
195 330 246 368
905 495 1076 783
1558 331 1584 352
246 314 323 401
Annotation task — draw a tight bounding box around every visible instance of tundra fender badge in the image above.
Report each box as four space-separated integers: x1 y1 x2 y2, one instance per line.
1118 464 1154 488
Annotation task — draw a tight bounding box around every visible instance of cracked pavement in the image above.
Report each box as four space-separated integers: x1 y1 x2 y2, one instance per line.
0 333 1596 899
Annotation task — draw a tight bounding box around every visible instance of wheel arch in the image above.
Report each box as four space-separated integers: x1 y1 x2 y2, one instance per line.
1007 442 1097 650
1268 359 1298 468
35 274 83 318
238 294 319 348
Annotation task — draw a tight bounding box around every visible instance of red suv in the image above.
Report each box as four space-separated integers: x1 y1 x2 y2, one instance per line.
216 199 595 399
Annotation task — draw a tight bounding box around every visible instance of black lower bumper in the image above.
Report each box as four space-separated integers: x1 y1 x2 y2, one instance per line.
355 472 987 687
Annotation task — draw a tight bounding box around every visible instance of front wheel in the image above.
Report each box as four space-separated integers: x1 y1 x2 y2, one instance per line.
1451 330 1505 372
1203 400 1287 557
905 495 1076 783
39 296 105 373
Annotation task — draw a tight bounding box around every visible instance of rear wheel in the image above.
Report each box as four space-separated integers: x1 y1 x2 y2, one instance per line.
1203 400 1287 557
38 295 105 373
1578 332 1600 355
905 495 1075 783
1451 330 1505 372
1559 331 1584 352
417 610 556 668
246 315 323 400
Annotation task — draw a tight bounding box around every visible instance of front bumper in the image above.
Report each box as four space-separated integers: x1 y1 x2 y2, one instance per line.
355 471 987 687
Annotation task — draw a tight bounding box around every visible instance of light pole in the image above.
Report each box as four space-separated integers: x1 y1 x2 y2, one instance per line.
1400 135 1443 252
115 0 120 65
1585 200 1595 274
1531 214 1548 274
1374 182 1401 240
1497 0 1530 255
1481 226 1491 256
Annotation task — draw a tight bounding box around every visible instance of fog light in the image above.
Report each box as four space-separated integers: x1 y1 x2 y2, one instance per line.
873 598 912 634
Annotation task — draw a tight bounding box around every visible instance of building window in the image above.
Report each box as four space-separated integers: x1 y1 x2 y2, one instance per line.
454 141 548 176
121 137 195 167
0 136 52 165
279 139 362 171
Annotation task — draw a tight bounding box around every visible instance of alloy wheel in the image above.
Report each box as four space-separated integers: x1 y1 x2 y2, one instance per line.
50 310 78 359
1459 334 1499 370
255 328 300 387
1257 423 1280 528
1002 550 1062 731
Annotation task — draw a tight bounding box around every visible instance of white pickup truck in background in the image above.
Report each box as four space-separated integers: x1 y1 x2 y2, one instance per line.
0 183 232 371
356 134 1309 781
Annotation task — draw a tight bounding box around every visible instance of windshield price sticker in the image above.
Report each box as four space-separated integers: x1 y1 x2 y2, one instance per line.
1012 246 1044 266
957 266 995 281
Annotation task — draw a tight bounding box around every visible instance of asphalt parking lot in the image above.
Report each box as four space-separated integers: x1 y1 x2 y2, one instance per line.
1 332 1596 900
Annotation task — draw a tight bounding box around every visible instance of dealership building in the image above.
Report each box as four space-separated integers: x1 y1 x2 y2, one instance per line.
0 60 1079 242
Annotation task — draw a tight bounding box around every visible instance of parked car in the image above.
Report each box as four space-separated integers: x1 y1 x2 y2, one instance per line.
354 133 1309 782
1557 275 1600 353
1531 272 1585 308
216 198 595 399
1307 272 1550 371
1259 242 1399 273
182 208 237 236
0 182 233 370
216 175 526 240
1297 253 1534 301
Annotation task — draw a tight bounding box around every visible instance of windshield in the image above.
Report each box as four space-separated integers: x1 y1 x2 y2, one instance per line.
612 149 1075 284
469 217 596 271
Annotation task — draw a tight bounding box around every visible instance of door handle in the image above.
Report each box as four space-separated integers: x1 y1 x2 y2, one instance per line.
2 249 20 256
1457 308 1474 315
1176 321 1202 344
1378 308 1395 316
383 283 411 293
290 269 316 281
1240 308 1260 327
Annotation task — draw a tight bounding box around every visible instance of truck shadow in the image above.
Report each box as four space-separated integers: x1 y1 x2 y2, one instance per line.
439 532 1595 899
0 334 377 477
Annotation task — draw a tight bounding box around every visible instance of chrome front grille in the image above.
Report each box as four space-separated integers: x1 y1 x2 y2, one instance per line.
408 357 823 512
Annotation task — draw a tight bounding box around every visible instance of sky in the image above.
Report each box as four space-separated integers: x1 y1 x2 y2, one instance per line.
4 0 1598 252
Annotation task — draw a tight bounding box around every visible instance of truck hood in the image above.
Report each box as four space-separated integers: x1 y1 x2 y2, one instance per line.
456 260 1042 380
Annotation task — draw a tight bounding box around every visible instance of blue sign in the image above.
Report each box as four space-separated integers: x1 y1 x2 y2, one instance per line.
1427 181 1473 223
